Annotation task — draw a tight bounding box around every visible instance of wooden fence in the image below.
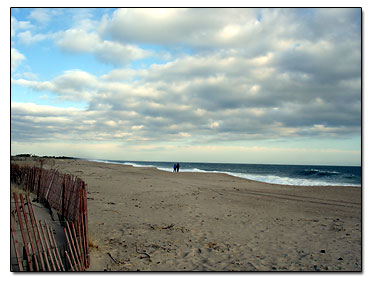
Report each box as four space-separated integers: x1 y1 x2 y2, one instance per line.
10 163 89 271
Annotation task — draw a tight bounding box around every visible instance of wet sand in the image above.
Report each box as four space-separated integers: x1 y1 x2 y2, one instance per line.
36 159 361 271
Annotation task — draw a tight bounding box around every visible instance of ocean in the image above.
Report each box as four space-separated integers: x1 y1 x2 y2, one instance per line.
89 159 361 187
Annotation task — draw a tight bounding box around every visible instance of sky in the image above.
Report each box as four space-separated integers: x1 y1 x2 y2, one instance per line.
10 7 362 166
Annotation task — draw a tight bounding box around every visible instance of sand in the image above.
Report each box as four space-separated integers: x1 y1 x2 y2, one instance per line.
23 159 362 271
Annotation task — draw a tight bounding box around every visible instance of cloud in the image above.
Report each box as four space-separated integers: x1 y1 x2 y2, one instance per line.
100 8 258 47
100 68 137 81
95 40 152 65
23 72 39 80
12 70 98 101
11 16 33 37
11 48 26 72
17 30 47 45
56 8 360 66
56 29 100 52
56 28 151 65
97 8 361 66
28 8 52 24
11 45 360 145
95 9 276 51
11 102 87 143
11 8 361 152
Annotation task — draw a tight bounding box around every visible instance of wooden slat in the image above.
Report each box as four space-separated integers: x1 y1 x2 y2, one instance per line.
65 251 75 271
64 228 79 271
10 215 24 271
39 220 56 271
27 196 51 271
26 169 31 191
49 225 65 271
25 196 46 271
79 190 86 267
45 170 56 201
59 176 65 218
45 222 61 271
71 221 84 270
83 185 89 266
19 194 39 271
77 220 85 267
13 192 33 271
66 221 82 271
65 176 75 220
36 170 41 201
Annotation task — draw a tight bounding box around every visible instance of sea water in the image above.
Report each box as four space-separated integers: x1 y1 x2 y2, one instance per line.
89 159 361 187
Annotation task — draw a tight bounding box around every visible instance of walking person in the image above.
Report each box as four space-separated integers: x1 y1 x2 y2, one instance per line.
173 163 177 172
176 163 180 172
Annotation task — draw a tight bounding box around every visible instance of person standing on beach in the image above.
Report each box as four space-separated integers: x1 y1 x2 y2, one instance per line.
176 163 180 172
173 163 177 172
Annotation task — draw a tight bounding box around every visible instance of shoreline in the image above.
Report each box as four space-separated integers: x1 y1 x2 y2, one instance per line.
12 158 362 271
86 158 361 188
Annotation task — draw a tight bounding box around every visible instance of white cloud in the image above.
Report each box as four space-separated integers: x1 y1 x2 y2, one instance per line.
11 48 26 72
56 29 100 52
208 121 220 129
12 70 97 101
97 8 285 53
28 8 51 24
17 30 47 45
56 28 151 65
10 8 361 158
101 8 248 47
57 8 359 68
23 72 39 80
11 44 361 145
95 40 152 65
11 102 80 116
11 16 33 37
219 24 242 40
104 120 117 127
100 68 137 81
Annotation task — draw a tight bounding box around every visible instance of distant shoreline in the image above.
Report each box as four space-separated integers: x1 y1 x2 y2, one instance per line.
10 155 361 187
86 159 362 188
11 154 80 160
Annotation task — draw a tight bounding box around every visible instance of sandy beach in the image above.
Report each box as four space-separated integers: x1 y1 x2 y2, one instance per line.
17 158 361 271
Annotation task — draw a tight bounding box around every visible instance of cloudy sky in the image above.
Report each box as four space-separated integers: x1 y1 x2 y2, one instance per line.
10 8 361 165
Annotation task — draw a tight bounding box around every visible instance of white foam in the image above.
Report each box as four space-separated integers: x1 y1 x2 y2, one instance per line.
223 172 360 187
89 159 120 164
122 162 156 168
156 167 174 172
305 169 340 175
